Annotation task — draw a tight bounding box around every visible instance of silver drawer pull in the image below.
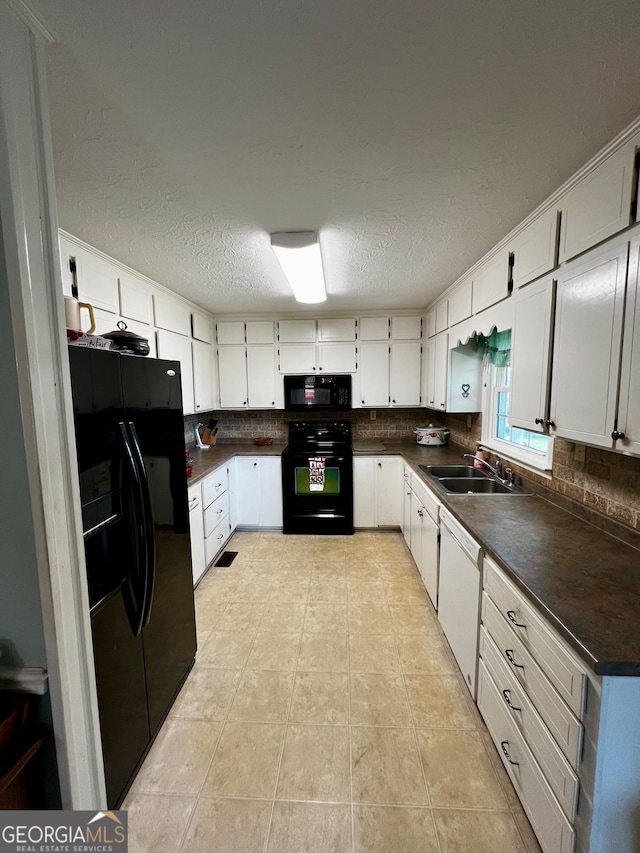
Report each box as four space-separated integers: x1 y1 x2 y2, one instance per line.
505 649 525 669
502 689 522 713
217 533 224 540
500 741 519 766
215 482 222 488
507 609 526 628
216 508 223 515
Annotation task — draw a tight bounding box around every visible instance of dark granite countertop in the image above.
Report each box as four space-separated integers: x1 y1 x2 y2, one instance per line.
188 442 287 484
186 437 640 677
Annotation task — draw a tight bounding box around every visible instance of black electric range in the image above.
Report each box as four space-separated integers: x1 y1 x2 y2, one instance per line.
281 421 353 535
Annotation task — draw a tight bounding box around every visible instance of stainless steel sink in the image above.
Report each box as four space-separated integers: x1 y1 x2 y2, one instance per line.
418 463 532 496
438 477 514 494
419 465 487 478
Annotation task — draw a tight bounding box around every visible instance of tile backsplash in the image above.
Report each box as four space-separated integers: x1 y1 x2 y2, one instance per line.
185 409 640 532
185 408 433 446
439 412 640 532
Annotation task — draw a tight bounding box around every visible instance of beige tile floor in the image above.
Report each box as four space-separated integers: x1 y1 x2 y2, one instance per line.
123 531 543 853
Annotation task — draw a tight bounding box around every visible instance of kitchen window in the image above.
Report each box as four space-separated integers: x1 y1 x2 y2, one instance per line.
480 335 553 473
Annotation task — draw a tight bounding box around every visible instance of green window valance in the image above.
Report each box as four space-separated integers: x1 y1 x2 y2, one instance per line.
472 328 511 367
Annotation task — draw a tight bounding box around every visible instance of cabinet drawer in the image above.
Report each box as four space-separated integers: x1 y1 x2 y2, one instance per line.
481 627 580 813
484 559 586 717
204 490 230 538
202 467 229 508
205 513 231 566
482 594 583 767
477 661 575 853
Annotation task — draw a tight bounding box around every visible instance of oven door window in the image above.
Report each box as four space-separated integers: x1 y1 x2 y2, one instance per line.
294 467 341 495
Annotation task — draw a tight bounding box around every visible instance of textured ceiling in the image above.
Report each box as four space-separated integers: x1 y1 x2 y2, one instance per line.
29 0 640 314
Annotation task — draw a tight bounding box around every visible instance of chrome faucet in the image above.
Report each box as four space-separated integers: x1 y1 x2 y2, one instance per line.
463 453 505 481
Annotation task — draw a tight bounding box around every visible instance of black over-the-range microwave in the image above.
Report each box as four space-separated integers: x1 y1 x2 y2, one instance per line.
284 374 352 411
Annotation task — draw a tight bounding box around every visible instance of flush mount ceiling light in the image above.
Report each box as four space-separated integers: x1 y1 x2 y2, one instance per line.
270 231 327 304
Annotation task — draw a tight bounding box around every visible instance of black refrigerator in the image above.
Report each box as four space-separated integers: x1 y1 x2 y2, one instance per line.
68 345 197 807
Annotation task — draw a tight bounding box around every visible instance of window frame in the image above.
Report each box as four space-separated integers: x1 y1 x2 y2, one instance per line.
481 363 554 474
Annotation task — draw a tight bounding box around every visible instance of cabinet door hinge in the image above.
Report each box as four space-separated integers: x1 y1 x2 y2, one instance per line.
508 251 515 294
69 256 78 298
420 316 423 339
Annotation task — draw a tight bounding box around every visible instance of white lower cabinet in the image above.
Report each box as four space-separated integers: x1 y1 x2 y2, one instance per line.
478 662 575 853
479 555 590 853
401 465 412 548
200 464 232 575
188 483 206 586
408 478 439 609
233 457 283 528
353 456 402 527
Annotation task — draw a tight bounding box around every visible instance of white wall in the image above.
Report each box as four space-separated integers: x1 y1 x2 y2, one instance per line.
0 221 47 669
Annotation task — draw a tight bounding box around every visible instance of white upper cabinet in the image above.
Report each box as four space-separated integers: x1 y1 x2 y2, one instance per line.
425 311 437 339
246 320 275 344
317 318 356 341
278 344 316 374
217 346 248 408
317 343 356 373
358 342 390 407
192 339 215 412
390 341 421 406
558 138 637 264
426 332 448 411
549 237 628 448
617 233 640 455
278 319 316 342
472 250 511 314
359 317 389 341
246 345 279 408
510 208 559 289
118 273 153 324
192 311 214 344
447 342 483 412
156 329 195 414
74 247 120 314
447 278 473 326
216 321 245 345
510 275 556 433
434 303 448 334
392 315 422 339
154 292 191 336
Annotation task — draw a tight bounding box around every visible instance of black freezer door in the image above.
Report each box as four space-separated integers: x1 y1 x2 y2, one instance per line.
121 355 197 735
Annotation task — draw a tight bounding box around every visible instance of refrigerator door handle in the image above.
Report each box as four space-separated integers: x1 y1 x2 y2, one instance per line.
119 422 148 637
128 421 156 628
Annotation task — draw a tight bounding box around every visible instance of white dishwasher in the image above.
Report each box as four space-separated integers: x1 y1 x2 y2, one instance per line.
437 507 483 699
